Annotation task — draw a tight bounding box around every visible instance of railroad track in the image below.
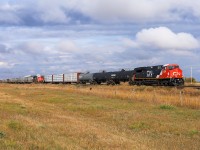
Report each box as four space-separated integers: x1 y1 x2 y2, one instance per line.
149 84 200 89
175 85 200 89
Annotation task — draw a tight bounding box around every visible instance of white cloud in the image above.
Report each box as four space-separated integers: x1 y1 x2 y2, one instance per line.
57 40 80 53
0 3 22 24
122 38 139 48
133 27 199 52
1 0 200 80
0 62 7 66
36 1 70 24
62 0 200 22
2 0 200 25
0 61 10 68
17 41 46 55
75 0 173 22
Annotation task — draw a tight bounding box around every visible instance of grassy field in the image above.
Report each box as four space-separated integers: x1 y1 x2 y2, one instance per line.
0 83 200 149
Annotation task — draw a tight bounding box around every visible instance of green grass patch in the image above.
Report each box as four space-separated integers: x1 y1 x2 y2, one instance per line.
0 131 6 138
129 122 150 131
7 120 23 130
159 105 176 110
189 129 199 136
0 102 28 115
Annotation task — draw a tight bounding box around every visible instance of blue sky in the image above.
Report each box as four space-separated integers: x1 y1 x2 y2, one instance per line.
0 0 200 81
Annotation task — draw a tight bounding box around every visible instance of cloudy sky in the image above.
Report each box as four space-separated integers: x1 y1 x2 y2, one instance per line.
0 0 200 80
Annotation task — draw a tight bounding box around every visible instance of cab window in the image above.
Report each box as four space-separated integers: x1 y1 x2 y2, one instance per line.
174 65 179 69
168 66 174 70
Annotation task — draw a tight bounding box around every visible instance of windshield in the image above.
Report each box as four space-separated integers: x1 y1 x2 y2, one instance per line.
162 65 179 70
168 66 174 70
168 65 179 70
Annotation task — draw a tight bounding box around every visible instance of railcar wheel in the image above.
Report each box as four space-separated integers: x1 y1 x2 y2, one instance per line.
107 80 116 85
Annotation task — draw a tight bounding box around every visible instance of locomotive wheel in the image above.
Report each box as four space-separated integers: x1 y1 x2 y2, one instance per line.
136 81 142 86
129 81 134 85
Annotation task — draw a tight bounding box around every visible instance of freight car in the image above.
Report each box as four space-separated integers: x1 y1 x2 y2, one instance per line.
43 73 82 84
80 69 134 85
79 72 94 84
129 64 184 86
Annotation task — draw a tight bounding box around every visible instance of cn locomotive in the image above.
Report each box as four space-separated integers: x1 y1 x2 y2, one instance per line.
2 64 184 86
129 64 184 86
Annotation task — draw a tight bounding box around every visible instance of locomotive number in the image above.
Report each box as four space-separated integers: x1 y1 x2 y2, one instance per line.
147 71 153 77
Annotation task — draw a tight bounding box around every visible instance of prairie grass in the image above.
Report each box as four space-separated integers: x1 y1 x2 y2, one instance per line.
68 84 200 109
0 83 200 149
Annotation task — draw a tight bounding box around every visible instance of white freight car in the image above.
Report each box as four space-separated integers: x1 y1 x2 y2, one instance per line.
64 73 81 83
53 74 64 83
44 75 53 83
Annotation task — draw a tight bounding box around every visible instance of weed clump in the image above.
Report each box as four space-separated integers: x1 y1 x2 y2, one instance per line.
129 122 150 131
189 129 199 136
159 105 175 110
0 131 6 138
8 120 23 130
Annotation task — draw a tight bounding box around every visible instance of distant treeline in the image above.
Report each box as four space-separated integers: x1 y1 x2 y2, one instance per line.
184 77 197 83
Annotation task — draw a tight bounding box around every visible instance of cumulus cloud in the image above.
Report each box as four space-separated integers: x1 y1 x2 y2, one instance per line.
129 27 200 54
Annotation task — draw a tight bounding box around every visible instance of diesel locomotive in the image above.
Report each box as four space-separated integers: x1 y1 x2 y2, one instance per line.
129 64 184 86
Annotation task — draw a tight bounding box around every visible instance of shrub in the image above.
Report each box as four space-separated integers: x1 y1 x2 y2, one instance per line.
184 77 197 83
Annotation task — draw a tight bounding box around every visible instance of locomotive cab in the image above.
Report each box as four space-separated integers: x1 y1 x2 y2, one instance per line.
160 64 182 78
159 64 184 86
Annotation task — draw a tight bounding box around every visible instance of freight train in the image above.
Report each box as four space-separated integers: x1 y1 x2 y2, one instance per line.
1 64 184 86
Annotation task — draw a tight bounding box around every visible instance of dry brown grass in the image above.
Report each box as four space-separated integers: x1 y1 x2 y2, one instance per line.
67 83 200 109
0 83 200 149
